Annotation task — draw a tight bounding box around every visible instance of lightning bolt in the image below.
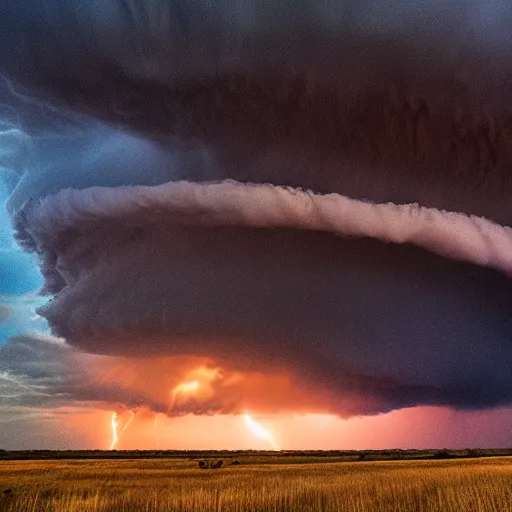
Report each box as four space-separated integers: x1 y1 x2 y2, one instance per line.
153 414 159 450
109 412 118 450
243 414 279 450
121 410 136 433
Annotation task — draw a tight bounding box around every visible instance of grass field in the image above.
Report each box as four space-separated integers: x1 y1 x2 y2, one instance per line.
1 456 511 511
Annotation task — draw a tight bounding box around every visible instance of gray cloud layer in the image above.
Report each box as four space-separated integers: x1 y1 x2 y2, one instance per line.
0 334 193 412
0 335 81 408
2 0 512 417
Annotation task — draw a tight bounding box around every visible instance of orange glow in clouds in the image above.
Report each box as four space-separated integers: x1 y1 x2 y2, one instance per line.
169 380 200 413
176 381 200 393
54 359 512 451
82 355 346 420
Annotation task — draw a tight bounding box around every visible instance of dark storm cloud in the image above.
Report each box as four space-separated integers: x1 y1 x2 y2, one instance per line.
3 1 512 222
12 207 512 413
2 1 512 416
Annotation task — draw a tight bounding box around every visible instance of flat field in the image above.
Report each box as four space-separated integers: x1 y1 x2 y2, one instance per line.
1 456 511 512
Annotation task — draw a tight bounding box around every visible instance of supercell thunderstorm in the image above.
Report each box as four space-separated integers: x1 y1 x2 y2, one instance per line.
2 0 512 422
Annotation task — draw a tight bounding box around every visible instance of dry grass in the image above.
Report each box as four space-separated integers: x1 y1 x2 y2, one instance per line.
1 456 511 511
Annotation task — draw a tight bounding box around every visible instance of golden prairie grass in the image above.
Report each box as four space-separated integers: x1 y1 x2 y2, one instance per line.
1 456 511 511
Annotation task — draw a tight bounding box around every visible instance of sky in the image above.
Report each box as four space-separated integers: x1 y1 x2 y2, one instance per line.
2 0 512 450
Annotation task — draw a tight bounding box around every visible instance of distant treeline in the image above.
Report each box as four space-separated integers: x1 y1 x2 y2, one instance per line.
1 448 512 462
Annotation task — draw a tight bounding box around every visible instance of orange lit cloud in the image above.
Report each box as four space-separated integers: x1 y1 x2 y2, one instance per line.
86 351 391 418
4 337 512 451
1 334 386 419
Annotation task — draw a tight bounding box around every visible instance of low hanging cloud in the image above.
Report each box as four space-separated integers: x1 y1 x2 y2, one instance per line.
9 196 512 414
0 334 373 417
2 0 512 419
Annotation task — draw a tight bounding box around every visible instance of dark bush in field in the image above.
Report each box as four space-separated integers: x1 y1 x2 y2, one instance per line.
198 459 225 469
